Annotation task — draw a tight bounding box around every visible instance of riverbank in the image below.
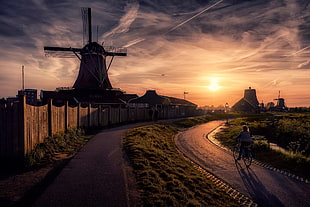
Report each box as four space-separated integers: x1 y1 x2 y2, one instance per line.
214 118 310 180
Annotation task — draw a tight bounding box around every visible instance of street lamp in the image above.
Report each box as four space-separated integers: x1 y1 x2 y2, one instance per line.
225 102 229 124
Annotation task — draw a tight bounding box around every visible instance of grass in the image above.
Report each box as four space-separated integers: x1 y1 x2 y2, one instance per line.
25 128 93 168
215 118 310 179
124 122 239 207
173 113 240 128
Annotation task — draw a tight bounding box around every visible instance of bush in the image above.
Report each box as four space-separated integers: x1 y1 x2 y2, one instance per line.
25 128 88 168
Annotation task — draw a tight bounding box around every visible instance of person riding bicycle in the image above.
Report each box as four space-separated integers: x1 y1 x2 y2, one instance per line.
236 125 253 160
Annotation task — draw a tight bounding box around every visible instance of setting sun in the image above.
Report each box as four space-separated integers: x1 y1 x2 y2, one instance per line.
206 77 222 91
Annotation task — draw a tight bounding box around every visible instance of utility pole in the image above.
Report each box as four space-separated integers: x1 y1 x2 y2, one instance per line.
22 65 25 90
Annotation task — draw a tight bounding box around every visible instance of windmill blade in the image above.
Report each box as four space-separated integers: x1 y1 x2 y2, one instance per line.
44 46 82 58
105 46 127 56
81 7 92 44
81 7 89 45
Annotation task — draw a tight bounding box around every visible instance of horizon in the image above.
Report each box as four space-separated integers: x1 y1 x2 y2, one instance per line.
1 0 310 107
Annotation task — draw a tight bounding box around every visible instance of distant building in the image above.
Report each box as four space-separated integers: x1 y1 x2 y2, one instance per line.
129 90 197 119
231 87 260 113
41 88 137 106
270 91 288 112
18 89 38 105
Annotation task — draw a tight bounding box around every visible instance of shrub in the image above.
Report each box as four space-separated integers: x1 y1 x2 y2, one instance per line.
25 128 89 168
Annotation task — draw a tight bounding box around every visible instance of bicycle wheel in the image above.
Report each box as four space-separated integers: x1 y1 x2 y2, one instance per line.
232 144 239 160
243 150 253 168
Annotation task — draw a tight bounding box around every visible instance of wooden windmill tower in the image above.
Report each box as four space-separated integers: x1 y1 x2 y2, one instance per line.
274 91 287 111
44 8 126 90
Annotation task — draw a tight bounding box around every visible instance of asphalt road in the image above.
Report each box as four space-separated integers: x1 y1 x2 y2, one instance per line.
32 122 148 207
175 120 310 207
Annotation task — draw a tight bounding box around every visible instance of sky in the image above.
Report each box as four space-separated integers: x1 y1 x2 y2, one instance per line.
1 0 310 107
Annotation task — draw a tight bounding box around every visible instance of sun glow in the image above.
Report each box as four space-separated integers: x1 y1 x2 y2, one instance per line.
206 77 222 91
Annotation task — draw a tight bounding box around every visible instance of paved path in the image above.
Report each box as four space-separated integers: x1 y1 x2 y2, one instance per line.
175 120 310 207
33 123 148 207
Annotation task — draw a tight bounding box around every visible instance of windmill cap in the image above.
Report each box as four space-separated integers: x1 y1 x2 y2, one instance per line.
82 42 105 54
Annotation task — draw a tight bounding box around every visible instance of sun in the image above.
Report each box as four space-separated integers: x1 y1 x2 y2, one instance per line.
206 77 222 91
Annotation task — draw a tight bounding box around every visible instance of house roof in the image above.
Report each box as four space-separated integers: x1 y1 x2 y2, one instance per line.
232 98 259 113
161 95 197 107
130 90 197 107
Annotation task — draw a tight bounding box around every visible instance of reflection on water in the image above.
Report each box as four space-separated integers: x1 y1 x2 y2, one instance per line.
252 135 292 155
269 143 292 154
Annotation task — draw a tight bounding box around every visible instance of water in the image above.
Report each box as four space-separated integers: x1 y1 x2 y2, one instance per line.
252 135 293 154
269 143 292 154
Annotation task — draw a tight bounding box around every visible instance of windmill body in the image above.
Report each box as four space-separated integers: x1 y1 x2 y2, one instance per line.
73 42 112 89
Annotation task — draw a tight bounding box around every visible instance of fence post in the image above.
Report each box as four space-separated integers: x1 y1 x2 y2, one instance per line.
119 104 121 123
48 99 53 136
17 95 26 158
88 104 91 127
98 105 102 127
77 103 80 128
65 101 68 131
108 105 111 126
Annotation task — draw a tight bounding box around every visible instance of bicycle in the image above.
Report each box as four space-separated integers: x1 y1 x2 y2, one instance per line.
233 142 254 168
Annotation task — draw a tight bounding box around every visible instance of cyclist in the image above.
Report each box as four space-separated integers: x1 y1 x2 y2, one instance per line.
236 125 253 160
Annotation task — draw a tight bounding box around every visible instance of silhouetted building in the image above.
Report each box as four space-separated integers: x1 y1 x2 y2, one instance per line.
129 90 197 119
231 87 260 113
41 88 137 106
271 91 288 112
18 89 37 105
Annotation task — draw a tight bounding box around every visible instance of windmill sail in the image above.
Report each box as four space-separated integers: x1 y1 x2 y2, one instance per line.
44 47 81 58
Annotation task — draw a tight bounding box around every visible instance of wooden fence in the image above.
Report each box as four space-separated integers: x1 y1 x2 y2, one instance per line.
0 96 197 160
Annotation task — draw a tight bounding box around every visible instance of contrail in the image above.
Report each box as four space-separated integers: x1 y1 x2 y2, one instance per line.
123 0 224 47
292 45 310 55
122 38 145 47
165 0 224 34
284 45 310 56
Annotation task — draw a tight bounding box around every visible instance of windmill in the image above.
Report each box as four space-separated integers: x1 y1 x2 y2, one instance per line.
44 8 127 90
274 91 287 111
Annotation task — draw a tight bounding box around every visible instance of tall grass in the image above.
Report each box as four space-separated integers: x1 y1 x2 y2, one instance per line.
25 128 91 168
124 123 239 206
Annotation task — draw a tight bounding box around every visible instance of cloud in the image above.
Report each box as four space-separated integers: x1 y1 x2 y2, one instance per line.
103 1 140 38
297 59 310 69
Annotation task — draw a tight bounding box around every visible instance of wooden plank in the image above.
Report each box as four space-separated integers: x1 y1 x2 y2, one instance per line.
67 106 78 129
79 106 89 127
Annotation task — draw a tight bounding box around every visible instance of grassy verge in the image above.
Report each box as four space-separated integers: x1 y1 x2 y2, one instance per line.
124 122 239 206
0 128 95 207
172 113 241 128
215 119 310 180
25 128 93 168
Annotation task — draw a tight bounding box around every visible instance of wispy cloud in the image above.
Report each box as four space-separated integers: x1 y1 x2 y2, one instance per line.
297 59 310 69
103 0 140 38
